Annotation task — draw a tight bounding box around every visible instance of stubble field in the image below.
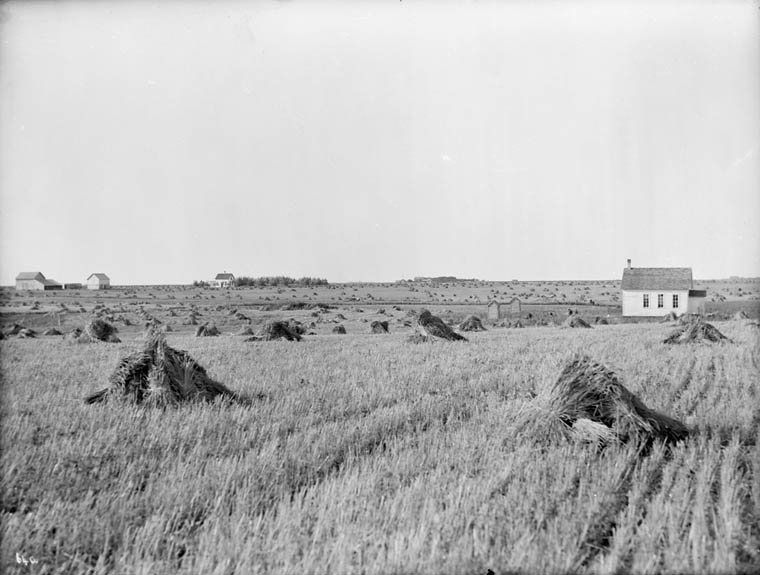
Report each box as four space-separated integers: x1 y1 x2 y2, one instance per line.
1 283 760 574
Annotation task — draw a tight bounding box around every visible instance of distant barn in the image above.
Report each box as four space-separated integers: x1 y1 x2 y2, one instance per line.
487 297 521 320
87 273 111 290
15 272 62 291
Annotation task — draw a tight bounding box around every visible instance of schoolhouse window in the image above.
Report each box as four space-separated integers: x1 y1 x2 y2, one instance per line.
673 294 679 308
643 294 650 308
657 294 664 308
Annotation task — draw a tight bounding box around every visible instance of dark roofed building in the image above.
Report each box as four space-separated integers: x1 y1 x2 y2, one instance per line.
621 267 693 291
621 259 706 317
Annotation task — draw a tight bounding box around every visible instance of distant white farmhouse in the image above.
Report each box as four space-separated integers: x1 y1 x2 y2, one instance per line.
209 272 235 288
15 271 62 291
621 260 706 317
87 273 111 290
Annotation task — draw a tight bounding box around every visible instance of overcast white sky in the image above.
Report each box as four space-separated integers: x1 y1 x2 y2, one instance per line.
1 0 758 285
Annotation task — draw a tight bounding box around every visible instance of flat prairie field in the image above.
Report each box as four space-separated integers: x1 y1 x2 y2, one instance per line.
2 320 760 574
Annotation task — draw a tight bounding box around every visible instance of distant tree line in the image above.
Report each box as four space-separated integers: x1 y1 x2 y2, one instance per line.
234 276 328 287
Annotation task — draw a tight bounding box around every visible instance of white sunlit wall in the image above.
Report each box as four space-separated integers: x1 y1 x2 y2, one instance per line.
622 290 690 317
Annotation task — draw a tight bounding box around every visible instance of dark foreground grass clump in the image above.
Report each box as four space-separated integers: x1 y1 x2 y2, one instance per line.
519 355 689 447
663 316 730 344
85 332 246 406
459 315 486 332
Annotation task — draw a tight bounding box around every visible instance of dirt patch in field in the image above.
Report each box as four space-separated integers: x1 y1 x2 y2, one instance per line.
85 332 245 406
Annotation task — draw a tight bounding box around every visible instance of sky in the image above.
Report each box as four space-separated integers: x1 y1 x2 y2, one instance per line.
0 0 758 285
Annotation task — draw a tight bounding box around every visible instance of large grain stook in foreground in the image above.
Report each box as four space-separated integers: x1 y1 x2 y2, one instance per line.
85 332 243 406
523 355 689 446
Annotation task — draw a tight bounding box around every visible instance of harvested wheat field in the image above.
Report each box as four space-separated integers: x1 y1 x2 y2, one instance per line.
1 311 760 574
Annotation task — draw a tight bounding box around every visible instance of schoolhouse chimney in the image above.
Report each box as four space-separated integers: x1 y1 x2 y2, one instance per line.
627 258 632 269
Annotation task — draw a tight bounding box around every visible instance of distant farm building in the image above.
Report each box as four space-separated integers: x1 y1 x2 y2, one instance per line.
621 260 706 317
15 272 62 291
210 272 235 288
487 297 521 320
64 283 83 290
87 273 111 290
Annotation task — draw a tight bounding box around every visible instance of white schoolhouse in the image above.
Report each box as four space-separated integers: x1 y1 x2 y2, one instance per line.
621 260 706 317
